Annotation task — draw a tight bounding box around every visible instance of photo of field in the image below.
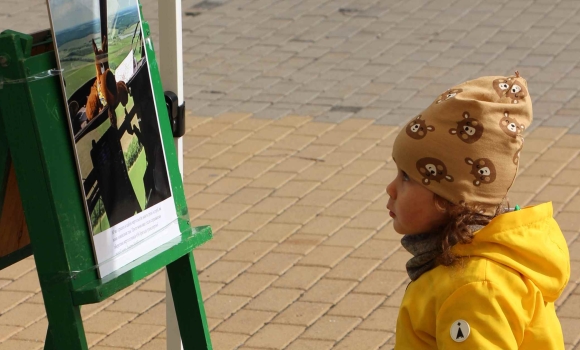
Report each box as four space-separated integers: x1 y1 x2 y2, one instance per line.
48 0 171 236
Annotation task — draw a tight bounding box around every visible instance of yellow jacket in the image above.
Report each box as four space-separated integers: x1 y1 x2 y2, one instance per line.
395 202 570 349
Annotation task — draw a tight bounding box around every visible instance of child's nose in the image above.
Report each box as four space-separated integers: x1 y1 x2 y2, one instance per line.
386 181 396 199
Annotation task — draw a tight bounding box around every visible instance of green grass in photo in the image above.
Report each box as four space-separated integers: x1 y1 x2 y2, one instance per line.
128 148 147 210
90 146 146 236
91 199 110 235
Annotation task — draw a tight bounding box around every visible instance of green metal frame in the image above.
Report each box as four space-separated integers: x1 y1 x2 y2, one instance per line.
0 19 213 350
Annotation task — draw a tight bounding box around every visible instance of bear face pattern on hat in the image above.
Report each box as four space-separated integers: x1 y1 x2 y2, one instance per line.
406 115 435 140
392 72 532 214
448 112 484 144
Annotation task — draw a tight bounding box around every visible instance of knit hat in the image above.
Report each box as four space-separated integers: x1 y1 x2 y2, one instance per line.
392 72 533 214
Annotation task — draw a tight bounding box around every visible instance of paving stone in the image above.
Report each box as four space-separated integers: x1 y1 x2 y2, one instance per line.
555 135 580 148
84 311 137 334
535 185 578 203
184 167 229 185
358 306 400 333
334 329 391 350
346 210 390 230
1 271 40 293
271 157 316 173
273 205 323 225
356 270 409 296
552 170 580 186
324 227 375 248
246 287 302 313
198 281 225 302
247 252 301 276
204 294 251 320
378 250 413 272
219 273 277 297
522 160 567 177
272 180 320 198
286 338 335 350
182 156 208 175
248 197 298 215
296 145 338 161
273 265 329 290
138 338 167 350
300 279 357 304
193 249 227 271
295 165 341 182
95 322 166 348
188 121 231 137
248 171 296 189
106 291 164 314
249 222 301 243
292 121 334 136
272 301 331 326
80 299 114 320
0 260 36 280
230 118 272 132
527 126 568 140
0 303 45 328
560 317 580 345
203 152 254 170
224 188 273 206
221 241 276 263
298 245 352 268
301 315 361 341
199 261 251 284
216 309 275 335
227 161 274 179
318 172 363 190
300 215 349 235
201 202 250 221
0 291 33 315
244 324 305 349
538 147 580 163
0 340 42 350
0 324 24 342
227 212 276 231
328 293 385 318
296 189 344 208
210 129 254 146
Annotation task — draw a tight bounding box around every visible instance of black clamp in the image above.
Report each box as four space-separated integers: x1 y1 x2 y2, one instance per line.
164 91 186 138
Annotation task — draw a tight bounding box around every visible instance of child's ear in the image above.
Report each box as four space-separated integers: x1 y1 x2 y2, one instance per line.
433 194 450 213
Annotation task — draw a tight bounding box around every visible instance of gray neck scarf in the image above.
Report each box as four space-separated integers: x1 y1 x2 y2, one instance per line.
401 231 442 281
401 225 485 281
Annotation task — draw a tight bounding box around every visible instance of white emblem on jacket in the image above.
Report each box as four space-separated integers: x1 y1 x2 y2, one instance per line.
450 320 470 342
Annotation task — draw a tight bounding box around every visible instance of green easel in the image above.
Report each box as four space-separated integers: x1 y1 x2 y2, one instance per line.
0 21 213 350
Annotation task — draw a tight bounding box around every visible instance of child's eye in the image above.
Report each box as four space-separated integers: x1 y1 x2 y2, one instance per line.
402 171 410 181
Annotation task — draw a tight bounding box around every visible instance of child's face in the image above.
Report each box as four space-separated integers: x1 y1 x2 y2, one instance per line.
386 165 447 235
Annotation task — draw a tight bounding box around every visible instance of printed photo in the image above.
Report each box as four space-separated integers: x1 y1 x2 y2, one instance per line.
47 0 179 277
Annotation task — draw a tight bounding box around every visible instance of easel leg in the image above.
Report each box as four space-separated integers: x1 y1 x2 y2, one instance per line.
41 283 88 350
44 326 55 350
166 252 212 350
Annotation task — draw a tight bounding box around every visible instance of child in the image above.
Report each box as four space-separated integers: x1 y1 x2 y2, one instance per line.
387 72 570 349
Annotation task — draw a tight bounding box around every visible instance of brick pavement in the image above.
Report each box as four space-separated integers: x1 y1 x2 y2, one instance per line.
2 0 580 349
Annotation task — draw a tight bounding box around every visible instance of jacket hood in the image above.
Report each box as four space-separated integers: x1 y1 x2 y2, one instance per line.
452 202 570 302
